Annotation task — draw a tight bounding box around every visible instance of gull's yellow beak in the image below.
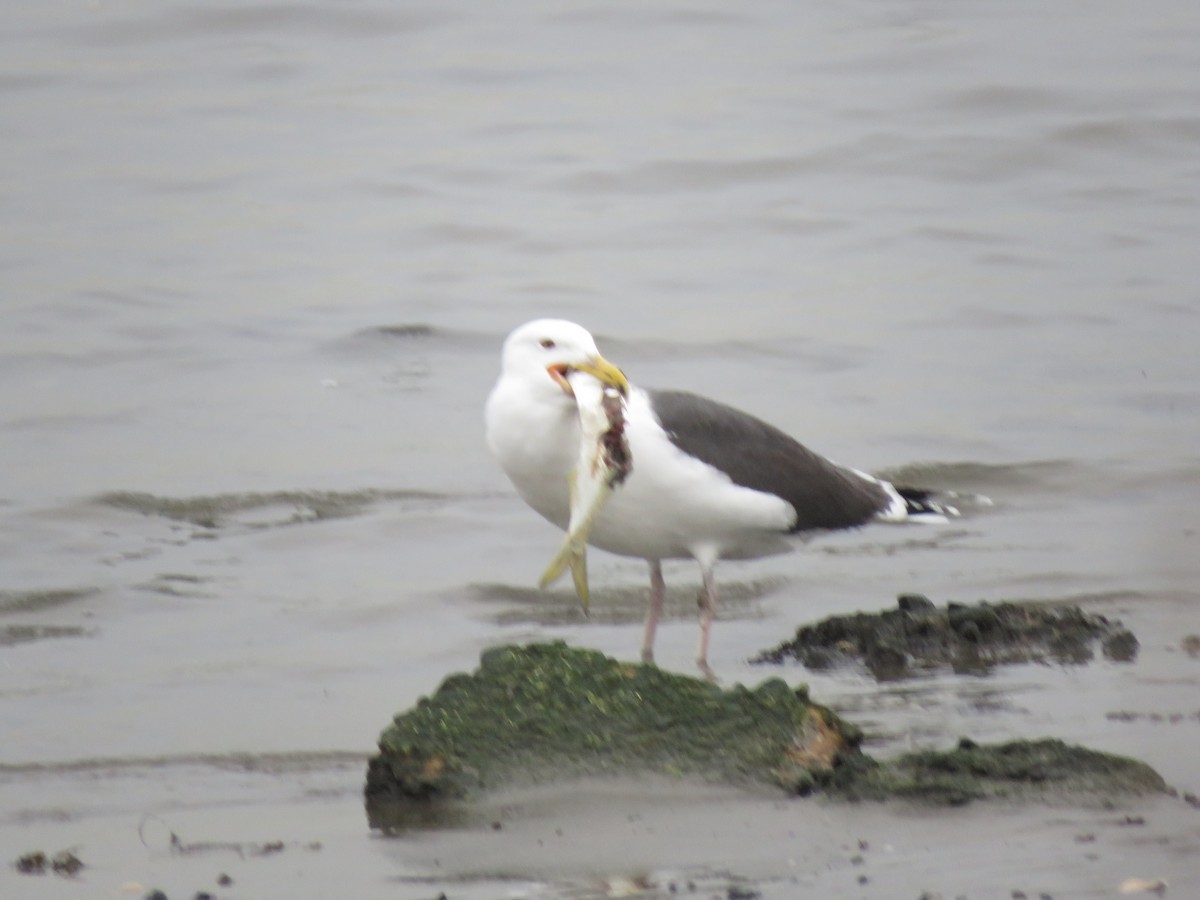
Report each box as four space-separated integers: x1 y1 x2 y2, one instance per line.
547 354 629 397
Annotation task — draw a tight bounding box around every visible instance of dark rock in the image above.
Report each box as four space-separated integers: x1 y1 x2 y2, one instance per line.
15 851 47 874
897 594 935 613
1102 630 1139 661
51 850 84 876
14 850 84 877
754 596 1139 679
827 737 1167 805
864 639 909 681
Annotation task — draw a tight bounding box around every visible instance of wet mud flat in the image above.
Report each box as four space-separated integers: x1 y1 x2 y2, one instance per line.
9 771 1193 900
5 597 1198 900
358 633 1197 899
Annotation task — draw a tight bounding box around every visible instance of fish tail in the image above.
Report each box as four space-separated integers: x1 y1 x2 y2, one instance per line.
537 536 590 615
537 550 570 590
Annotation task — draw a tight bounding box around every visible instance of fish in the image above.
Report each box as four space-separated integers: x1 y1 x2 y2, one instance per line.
538 373 633 613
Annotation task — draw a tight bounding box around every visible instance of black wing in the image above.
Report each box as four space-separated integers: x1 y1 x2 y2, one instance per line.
647 389 890 532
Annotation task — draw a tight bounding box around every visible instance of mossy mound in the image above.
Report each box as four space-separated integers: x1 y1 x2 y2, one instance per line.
828 737 1168 806
364 644 1169 825
364 642 860 821
753 595 1138 680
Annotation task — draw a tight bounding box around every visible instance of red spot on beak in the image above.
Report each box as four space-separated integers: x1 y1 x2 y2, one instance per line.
547 363 574 396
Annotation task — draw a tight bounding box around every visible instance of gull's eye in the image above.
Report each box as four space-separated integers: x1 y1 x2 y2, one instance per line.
539 338 556 349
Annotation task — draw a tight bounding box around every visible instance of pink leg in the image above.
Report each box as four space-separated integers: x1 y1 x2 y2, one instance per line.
696 565 717 680
641 561 665 665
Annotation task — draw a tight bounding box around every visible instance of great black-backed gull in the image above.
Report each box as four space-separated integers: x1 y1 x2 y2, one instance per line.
485 319 954 675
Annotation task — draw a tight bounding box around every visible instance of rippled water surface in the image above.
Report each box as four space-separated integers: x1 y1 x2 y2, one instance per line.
2 2 1198 897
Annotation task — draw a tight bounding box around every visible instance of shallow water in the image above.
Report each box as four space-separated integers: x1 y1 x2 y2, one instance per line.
2 1 1199 897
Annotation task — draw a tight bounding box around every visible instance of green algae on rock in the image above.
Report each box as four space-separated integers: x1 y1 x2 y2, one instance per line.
753 595 1139 680
364 642 860 821
826 737 1169 807
364 644 1170 826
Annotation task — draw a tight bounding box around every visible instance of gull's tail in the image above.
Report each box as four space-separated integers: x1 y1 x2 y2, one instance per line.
858 468 975 524
894 485 961 522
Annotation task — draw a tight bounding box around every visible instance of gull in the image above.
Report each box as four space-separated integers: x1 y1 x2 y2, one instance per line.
485 319 955 676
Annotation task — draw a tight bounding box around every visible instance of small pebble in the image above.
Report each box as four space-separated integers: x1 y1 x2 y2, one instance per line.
51 850 84 876
15 852 47 874
1118 883 1166 897
1118 878 1168 895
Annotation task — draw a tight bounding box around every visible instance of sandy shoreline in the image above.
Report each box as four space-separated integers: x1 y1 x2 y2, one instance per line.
5 763 1196 899
6 588 1197 900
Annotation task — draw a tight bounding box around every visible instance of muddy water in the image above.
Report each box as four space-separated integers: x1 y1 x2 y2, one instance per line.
2 2 1198 898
